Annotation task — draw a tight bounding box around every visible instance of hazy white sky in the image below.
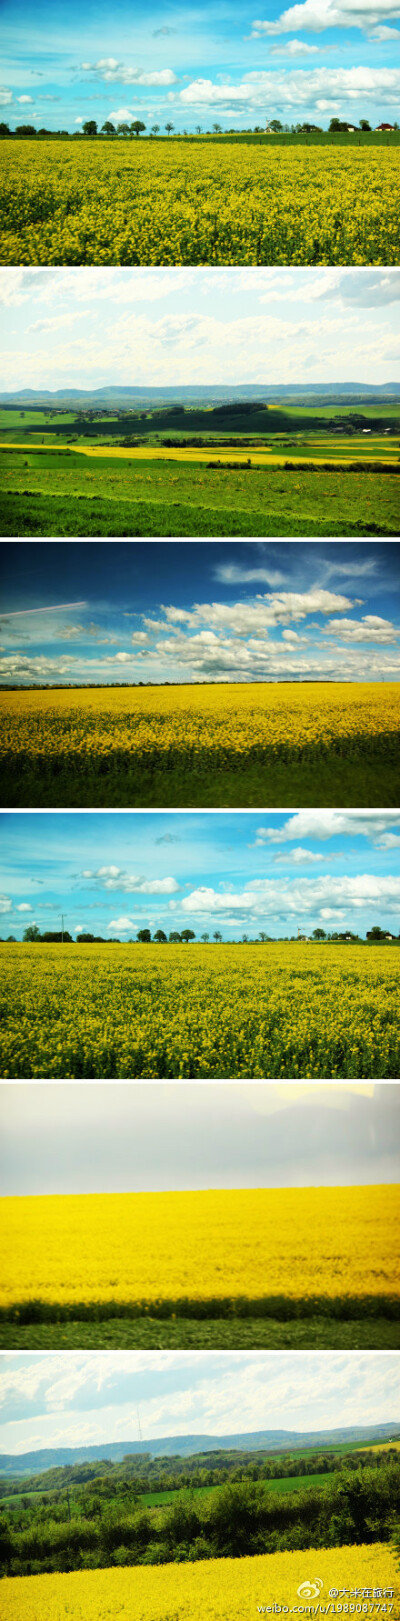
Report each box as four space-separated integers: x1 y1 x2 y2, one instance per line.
0 1350 398 1455
1 267 399 388
0 1082 398 1193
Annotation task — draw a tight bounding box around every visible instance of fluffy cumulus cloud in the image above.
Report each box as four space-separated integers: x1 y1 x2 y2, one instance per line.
181 873 400 923
0 650 149 684
251 0 400 34
272 847 325 863
156 590 355 633
253 810 400 843
81 866 180 895
107 916 137 932
133 591 400 683
323 615 398 643
269 37 320 51
80 59 177 86
179 66 400 112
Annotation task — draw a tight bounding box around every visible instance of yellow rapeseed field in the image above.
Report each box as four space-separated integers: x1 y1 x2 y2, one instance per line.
0 942 398 1079
1 140 399 264
361 1443 400 1454
0 681 398 786
0 1185 398 1312
1 1544 399 1620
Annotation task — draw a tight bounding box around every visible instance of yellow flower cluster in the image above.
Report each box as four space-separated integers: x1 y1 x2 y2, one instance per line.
0 942 398 1079
1 141 399 264
1 1184 398 1310
1 682 398 779
1 1544 399 1620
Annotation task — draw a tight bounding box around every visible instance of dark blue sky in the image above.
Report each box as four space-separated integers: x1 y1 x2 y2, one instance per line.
1 541 399 684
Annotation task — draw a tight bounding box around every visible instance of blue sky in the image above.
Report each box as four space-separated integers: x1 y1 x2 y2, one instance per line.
1 809 400 938
1 1082 398 1194
2 0 400 131
1 267 399 390
1 541 399 684
0 1349 398 1455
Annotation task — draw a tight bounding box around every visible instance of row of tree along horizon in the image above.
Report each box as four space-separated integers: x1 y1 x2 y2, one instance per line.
3 924 398 946
1 119 397 140
4 1445 395 1500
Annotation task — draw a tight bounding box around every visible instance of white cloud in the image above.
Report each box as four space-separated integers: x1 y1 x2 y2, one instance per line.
271 37 320 51
28 316 77 334
251 0 400 35
180 67 400 111
109 107 138 121
215 564 286 587
0 895 12 914
324 614 398 643
1 1351 398 1453
81 57 120 71
82 60 177 86
0 89 13 106
16 96 33 104
317 269 400 306
159 591 355 635
107 917 136 932
82 866 180 895
255 811 400 843
181 873 400 922
272 847 325 863
15 903 32 912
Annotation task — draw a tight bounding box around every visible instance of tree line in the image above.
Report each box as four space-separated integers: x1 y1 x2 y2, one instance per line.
0 1459 398 1578
0 922 397 946
1 118 397 141
1 1444 393 1501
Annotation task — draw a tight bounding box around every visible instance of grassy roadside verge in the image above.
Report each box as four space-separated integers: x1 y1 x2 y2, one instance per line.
1 1316 399 1350
2 750 399 809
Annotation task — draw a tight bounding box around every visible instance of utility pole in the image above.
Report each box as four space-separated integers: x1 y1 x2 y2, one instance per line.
137 1405 143 1448
60 913 65 943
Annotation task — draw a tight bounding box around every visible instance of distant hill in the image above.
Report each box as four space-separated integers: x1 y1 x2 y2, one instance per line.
1 1424 399 1478
1 384 400 409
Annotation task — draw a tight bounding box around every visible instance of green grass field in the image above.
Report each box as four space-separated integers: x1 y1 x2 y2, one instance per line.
0 1316 398 1350
1 446 399 536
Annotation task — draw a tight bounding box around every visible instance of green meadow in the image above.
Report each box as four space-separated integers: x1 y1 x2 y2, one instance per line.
1 446 399 537
1 398 399 536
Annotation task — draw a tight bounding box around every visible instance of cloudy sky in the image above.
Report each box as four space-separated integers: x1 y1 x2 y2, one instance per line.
0 1350 398 1455
2 0 400 131
1 540 399 685
2 809 400 938
1 267 399 390
0 1082 398 1194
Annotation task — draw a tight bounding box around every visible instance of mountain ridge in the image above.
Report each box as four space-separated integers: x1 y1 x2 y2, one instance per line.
1 383 400 408
1 1424 399 1476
